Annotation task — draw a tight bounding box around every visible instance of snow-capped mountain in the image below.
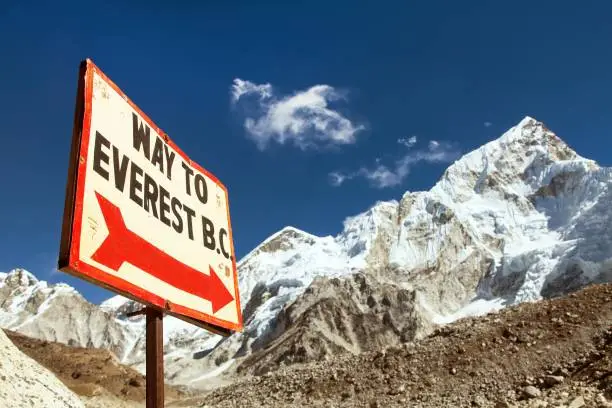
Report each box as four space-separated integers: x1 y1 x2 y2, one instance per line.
2 116 612 385
195 116 612 376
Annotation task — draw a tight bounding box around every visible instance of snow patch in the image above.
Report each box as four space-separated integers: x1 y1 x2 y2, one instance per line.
433 298 507 325
99 295 131 312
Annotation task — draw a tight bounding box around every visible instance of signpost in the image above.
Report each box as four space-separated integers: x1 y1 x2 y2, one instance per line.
59 59 243 407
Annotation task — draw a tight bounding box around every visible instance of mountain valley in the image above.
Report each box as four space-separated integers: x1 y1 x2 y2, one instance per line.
2 116 612 407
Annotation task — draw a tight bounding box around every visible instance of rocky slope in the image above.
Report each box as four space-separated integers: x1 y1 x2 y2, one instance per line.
235 273 432 376
202 282 612 408
2 116 612 384
0 328 85 408
5 329 187 407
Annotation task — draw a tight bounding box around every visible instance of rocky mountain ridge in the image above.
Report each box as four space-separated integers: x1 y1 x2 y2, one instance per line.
0 269 138 361
2 116 612 385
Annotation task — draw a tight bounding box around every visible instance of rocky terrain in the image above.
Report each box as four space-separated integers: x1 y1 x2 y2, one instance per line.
5 329 187 406
0 328 84 408
200 282 612 408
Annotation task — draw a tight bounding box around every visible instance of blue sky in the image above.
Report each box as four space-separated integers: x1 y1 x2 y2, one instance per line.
2 1 612 304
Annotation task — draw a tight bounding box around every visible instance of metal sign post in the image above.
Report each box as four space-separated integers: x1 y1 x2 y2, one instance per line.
125 307 165 407
146 307 164 408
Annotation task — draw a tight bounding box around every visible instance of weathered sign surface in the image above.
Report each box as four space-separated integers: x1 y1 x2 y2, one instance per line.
59 59 243 334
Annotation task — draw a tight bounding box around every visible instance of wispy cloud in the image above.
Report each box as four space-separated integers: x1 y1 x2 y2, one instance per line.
328 171 348 187
231 79 364 150
484 121 493 127
231 79 272 104
397 135 417 148
330 140 461 189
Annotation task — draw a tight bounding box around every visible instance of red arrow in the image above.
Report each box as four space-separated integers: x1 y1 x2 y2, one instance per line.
90 192 234 313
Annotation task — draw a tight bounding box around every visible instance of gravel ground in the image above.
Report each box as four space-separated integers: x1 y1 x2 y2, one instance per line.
198 283 612 408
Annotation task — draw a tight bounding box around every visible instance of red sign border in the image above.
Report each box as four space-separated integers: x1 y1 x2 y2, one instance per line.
59 59 243 335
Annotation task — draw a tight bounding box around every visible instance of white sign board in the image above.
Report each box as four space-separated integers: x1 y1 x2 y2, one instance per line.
60 59 243 334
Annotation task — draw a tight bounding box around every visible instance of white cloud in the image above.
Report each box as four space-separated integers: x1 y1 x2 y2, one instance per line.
231 78 364 150
397 135 417 148
328 171 349 187
330 141 460 189
484 121 493 127
359 164 403 188
428 140 440 150
231 79 272 104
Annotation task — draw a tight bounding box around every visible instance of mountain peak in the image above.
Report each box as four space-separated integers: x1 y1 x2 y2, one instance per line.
516 115 538 127
4 268 39 287
277 225 314 237
431 116 586 203
253 225 318 254
498 116 575 156
238 226 321 266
